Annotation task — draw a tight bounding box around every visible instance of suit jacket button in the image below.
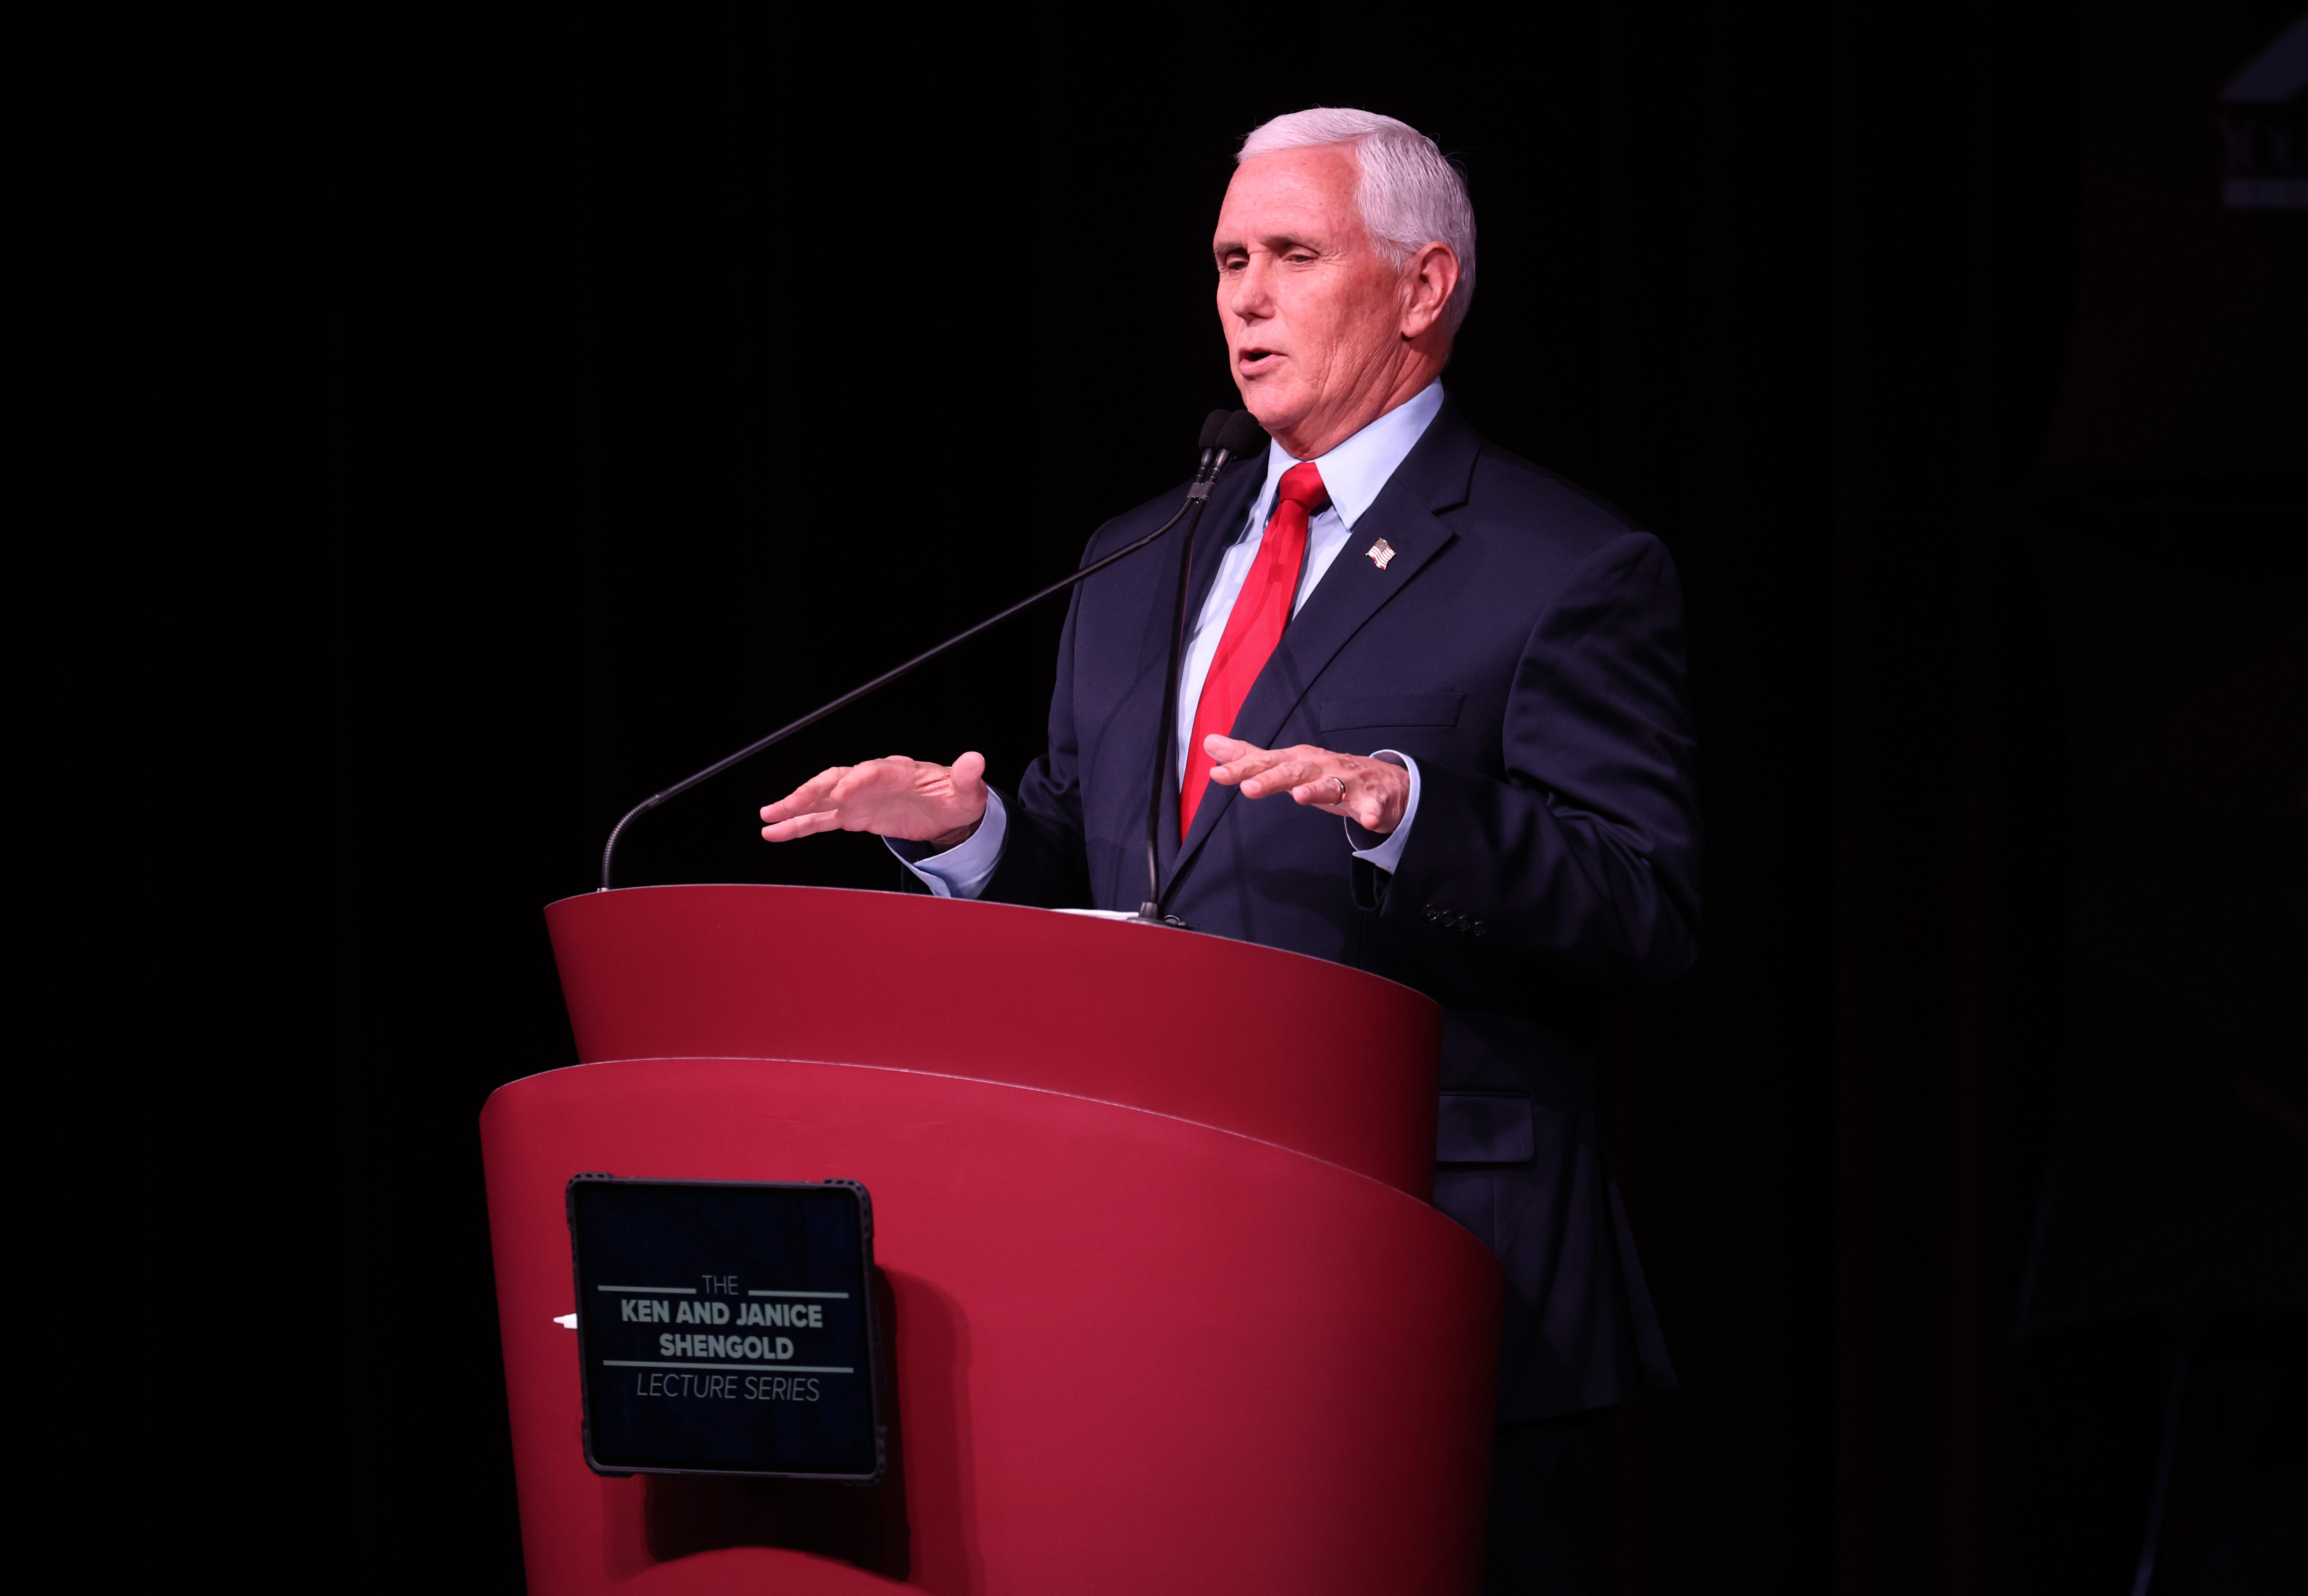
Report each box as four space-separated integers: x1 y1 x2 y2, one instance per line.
1472 922 1486 937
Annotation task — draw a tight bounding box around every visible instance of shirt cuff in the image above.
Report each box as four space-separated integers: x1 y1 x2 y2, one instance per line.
887 789 1008 900
1345 751 1419 875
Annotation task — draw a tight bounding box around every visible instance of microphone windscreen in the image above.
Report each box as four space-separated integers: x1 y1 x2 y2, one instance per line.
1216 410 1269 460
1198 409 1235 452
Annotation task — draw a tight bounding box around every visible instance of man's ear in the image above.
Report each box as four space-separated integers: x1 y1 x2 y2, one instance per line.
1399 242 1461 340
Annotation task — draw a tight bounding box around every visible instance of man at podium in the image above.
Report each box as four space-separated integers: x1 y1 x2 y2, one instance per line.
759 107 1701 1593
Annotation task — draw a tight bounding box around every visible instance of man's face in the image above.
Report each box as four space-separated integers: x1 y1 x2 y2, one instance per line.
1212 146 1413 453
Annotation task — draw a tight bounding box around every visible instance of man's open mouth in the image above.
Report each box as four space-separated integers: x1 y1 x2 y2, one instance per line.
1239 347 1280 369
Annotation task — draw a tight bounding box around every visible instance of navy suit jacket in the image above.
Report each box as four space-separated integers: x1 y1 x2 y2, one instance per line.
982 400 1700 1421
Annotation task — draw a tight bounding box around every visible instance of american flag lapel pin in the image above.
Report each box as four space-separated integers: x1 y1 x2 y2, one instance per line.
1366 538 1397 570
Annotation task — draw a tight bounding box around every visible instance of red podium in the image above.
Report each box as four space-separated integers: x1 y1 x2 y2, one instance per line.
483 886 1502 1593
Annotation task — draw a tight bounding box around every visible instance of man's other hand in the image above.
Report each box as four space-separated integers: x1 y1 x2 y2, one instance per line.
1204 735 1409 834
760 753 989 850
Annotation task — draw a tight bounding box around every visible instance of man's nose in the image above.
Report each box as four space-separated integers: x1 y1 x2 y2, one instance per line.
1227 258 1274 319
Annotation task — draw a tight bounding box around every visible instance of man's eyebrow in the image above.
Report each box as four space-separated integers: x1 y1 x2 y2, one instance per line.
1212 230 1324 257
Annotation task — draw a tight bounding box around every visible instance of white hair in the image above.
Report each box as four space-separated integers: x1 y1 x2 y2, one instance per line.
1237 107 1477 334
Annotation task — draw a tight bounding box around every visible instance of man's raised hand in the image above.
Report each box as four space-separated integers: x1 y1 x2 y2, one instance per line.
760 753 989 850
1203 734 1410 834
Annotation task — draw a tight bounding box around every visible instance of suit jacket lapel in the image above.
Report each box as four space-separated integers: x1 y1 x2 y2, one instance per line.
1145 457 1265 884
1186 452 1268 639
1164 402 1481 897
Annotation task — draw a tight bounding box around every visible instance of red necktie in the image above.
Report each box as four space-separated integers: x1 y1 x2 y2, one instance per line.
1179 462 1330 837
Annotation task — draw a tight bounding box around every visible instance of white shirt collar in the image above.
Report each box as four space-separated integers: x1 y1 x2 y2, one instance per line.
1251 379 1446 531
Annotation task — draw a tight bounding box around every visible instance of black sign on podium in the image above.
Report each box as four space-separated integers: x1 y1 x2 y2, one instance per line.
566 1175 885 1481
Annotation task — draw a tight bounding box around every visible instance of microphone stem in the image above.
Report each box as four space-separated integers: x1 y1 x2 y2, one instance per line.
599 464 1225 891
1137 502 1205 920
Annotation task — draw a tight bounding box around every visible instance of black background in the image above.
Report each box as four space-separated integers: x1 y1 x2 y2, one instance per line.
23 0 2306 1591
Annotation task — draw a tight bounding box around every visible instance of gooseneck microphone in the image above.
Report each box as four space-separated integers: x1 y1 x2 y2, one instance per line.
1137 408 1270 922
598 407 1266 893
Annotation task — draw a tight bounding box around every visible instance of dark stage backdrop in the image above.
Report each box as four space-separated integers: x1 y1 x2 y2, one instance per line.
24 1 2305 1592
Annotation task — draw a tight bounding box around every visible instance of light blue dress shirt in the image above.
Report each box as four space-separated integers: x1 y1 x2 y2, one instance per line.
897 381 1445 900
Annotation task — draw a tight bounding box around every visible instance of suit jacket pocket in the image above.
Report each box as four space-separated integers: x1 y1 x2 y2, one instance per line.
1435 1091 1535 1164
1317 691 1465 734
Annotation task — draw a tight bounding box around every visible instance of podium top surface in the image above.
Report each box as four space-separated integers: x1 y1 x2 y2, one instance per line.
540 884 1442 1197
